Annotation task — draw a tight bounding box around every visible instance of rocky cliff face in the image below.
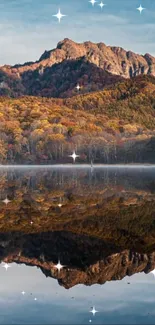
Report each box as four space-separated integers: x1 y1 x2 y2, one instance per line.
0 39 155 98
2 38 155 78
1 231 155 289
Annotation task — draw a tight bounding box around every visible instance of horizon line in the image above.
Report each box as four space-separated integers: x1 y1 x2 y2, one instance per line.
0 164 155 169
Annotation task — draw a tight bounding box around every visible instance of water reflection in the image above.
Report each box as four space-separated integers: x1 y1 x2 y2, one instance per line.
1 262 155 324
0 167 155 323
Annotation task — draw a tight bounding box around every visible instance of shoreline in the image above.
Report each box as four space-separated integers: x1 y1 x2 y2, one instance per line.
0 164 155 169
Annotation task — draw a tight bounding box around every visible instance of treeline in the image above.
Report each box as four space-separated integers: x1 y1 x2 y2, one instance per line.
0 76 155 164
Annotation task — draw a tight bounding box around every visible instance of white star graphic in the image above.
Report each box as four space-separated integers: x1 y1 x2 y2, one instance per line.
58 203 63 208
76 84 81 91
90 307 98 316
34 297 37 301
69 151 80 162
89 0 97 6
53 9 66 22
137 4 145 14
2 262 11 271
2 197 11 205
98 1 106 9
54 261 65 272
21 291 26 295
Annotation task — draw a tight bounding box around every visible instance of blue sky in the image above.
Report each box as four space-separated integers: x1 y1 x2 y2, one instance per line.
0 0 154 65
1 263 155 324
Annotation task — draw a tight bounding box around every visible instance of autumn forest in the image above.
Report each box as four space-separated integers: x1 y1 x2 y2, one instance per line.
1 39 155 164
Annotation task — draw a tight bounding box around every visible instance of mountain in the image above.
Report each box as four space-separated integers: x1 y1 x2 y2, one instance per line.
0 38 155 98
1 40 155 164
18 58 124 98
0 167 155 288
1 231 155 289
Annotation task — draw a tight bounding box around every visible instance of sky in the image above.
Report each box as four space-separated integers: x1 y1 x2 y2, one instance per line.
1 263 155 324
0 0 154 65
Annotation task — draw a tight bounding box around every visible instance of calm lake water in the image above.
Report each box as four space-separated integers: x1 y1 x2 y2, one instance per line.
0 166 155 324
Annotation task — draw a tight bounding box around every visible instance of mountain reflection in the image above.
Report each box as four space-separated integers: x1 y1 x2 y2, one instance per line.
1 167 155 288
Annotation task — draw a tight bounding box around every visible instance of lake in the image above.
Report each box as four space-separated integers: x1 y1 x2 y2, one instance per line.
0 166 155 324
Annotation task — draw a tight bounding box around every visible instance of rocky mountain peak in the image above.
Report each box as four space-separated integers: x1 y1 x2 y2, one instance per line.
0 39 155 98
36 39 155 79
57 38 76 48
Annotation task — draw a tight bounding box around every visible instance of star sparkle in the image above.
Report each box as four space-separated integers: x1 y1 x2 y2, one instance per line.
2 197 11 205
90 307 98 316
58 203 63 207
137 4 145 14
69 151 80 162
34 297 37 301
2 262 11 271
53 9 66 23
21 291 26 295
76 84 81 91
54 260 65 272
98 1 106 9
89 0 97 6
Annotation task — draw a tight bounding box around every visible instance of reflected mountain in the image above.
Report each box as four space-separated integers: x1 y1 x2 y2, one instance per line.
1 231 155 289
1 167 155 288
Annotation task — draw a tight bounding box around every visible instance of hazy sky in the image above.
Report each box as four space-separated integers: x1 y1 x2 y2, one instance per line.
1 263 155 324
0 0 154 65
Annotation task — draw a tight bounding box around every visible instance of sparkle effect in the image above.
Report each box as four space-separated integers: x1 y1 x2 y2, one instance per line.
2 197 11 205
0 1 152 323
2 262 11 271
98 1 106 9
53 9 66 23
69 151 80 162
76 84 81 91
89 0 97 6
137 4 145 14
58 203 63 208
54 261 65 272
90 307 98 316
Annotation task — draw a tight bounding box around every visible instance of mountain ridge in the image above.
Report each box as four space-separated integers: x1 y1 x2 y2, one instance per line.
1 230 155 289
0 38 155 98
3 38 155 78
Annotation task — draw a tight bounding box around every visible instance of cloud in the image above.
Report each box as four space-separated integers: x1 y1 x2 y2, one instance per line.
0 0 154 65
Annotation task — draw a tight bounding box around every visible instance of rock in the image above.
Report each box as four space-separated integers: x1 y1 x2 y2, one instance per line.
1 39 155 98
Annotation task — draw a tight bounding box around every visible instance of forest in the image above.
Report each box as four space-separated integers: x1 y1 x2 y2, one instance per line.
0 168 155 250
1 75 155 164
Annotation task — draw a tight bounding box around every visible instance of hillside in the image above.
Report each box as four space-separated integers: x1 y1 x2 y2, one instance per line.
1 167 155 288
1 75 155 164
0 38 155 98
1 167 155 244
2 233 155 289
66 75 155 128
